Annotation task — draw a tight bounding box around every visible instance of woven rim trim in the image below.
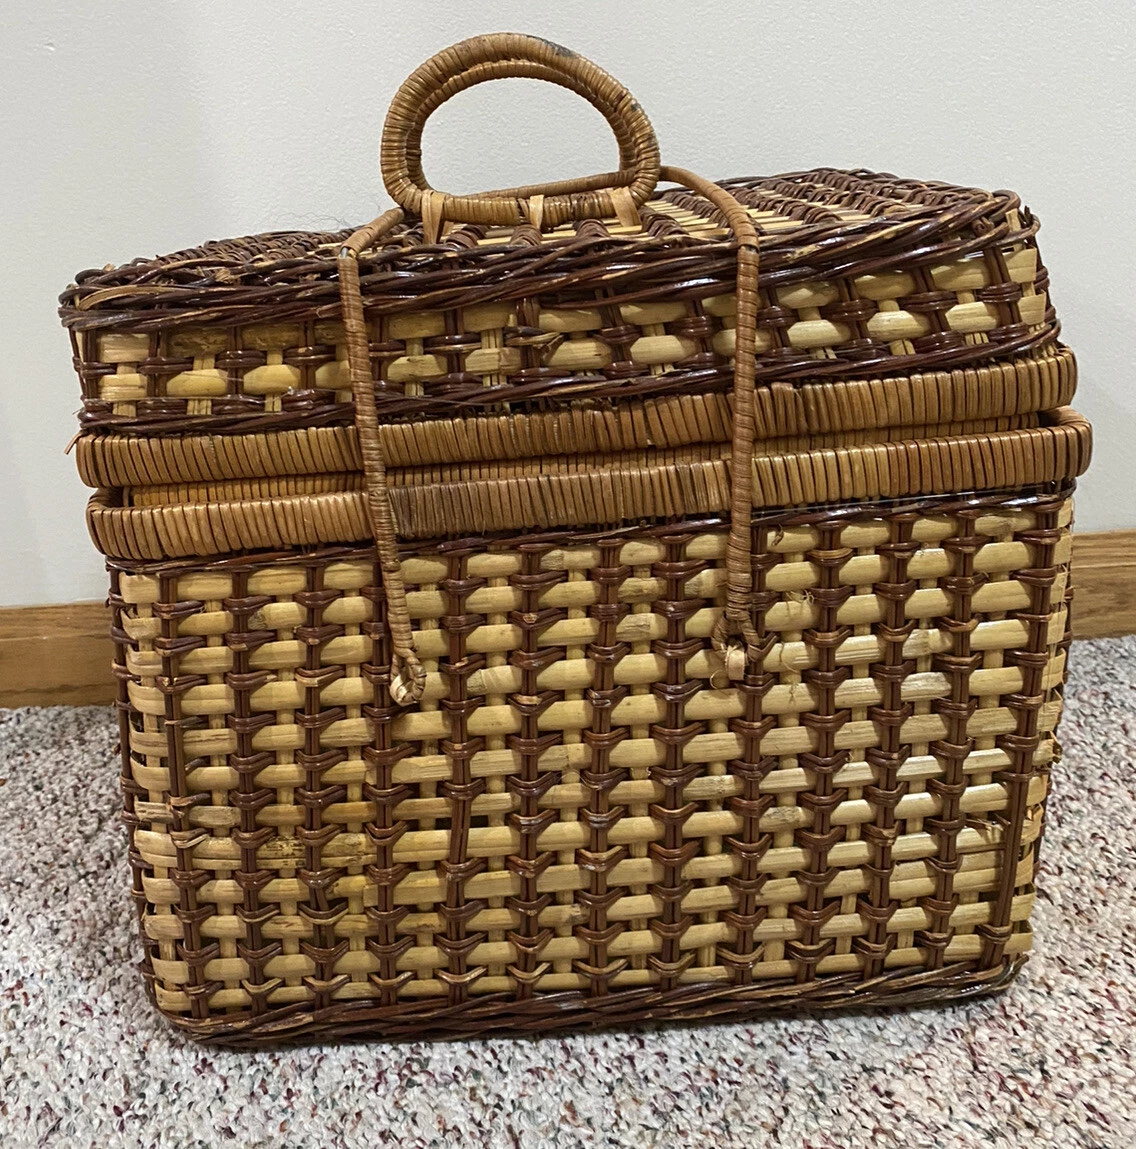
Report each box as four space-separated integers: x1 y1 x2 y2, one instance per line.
86 410 1091 560
73 346 1077 488
157 956 1025 1047
99 417 1041 506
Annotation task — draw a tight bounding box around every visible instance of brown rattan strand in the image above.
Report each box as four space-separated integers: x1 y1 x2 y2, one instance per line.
339 212 424 703
61 174 1047 335
61 177 1051 365
71 346 1075 488
86 409 1090 559
108 484 1072 1044
176 959 1026 1047
660 164 762 664
114 417 1038 507
67 229 1057 439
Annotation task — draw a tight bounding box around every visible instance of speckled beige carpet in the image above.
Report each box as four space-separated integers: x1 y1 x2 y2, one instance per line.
1 637 1133 1149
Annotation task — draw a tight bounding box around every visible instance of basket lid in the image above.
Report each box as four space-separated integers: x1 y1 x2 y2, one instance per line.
61 167 1056 439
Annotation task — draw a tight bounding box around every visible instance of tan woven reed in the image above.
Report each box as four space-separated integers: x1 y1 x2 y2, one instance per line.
109 485 1074 1045
60 32 1091 1046
86 409 1090 559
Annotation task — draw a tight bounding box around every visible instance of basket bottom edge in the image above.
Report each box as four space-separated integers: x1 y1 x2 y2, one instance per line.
160 956 1027 1049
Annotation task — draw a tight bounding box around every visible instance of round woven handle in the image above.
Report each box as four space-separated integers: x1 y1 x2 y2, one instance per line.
381 32 661 230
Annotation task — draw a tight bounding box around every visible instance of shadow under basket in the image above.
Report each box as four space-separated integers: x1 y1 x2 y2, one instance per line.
110 483 1072 1046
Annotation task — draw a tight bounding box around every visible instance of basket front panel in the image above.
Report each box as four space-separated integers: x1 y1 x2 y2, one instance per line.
108 488 1073 1042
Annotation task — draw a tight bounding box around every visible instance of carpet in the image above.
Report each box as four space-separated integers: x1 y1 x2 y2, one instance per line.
1 637 1133 1149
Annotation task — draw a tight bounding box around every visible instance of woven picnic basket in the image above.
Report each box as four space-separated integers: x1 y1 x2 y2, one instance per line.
60 33 1091 1046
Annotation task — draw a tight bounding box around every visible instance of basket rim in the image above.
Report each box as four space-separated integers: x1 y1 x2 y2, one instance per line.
86 408 1090 561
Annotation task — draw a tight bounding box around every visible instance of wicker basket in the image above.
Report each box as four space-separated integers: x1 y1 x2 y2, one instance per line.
60 33 1090 1046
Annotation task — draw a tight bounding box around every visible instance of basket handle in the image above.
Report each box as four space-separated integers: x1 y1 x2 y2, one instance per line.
659 166 764 669
338 211 425 705
380 32 661 234
339 35 763 705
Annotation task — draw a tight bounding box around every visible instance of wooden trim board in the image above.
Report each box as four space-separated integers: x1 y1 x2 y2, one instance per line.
1 530 1133 708
0 601 117 708
1067 529 1136 642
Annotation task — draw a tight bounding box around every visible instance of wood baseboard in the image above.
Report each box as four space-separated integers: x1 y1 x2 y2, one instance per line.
1 530 1133 708
0 602 117 707
1066 529 1136 641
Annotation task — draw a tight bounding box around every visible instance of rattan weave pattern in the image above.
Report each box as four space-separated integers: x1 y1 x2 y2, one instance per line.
62 32 1091 1045
72 345 1076 488
110 486 1071 1044
63 167 1055 439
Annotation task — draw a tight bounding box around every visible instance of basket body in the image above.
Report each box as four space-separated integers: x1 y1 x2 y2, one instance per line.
111 486 1072 1045
63 145 1092 1043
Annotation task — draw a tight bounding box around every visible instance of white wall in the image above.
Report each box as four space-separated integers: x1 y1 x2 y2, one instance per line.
3 0 1132 606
